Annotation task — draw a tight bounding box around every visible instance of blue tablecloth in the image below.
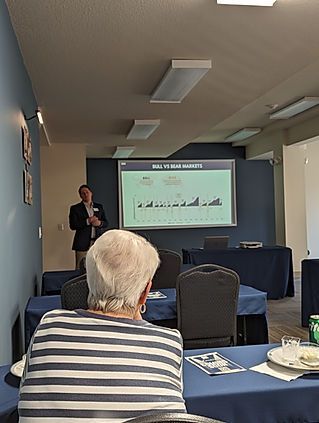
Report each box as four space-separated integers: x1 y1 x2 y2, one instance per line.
182 246 294 299
24 286 267 349
41 269 82 295
184 344 319 423
0 365 19 422
146 286 266 320
301 259 319 327
3 345 319 423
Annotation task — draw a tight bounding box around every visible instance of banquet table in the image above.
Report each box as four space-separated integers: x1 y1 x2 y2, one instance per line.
301 258 319 327
24 286 267 349
184 343 319 423
3 344 319 423
0 365 19 423
182 246 294 299
41 269 82 295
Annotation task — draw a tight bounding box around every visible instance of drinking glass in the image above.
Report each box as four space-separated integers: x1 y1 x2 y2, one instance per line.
281 336 300 362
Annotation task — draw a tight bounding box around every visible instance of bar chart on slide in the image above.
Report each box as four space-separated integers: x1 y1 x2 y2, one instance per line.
120 165 234 228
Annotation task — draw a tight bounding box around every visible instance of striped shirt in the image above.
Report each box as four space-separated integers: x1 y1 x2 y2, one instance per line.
19 309 185 422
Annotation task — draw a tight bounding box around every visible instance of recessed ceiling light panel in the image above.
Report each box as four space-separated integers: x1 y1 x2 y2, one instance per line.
225 128 262 142
127 119 160 140
112 146 135 159
269 97 319 119
217 0 276 5
150 59 212 104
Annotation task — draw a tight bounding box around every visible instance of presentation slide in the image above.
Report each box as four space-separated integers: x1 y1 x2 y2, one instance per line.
118 160 237 230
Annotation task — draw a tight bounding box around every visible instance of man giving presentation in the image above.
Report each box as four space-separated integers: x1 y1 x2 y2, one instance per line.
69 184 108 268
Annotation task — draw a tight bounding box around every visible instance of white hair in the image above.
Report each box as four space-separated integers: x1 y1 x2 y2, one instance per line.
86 229 160 315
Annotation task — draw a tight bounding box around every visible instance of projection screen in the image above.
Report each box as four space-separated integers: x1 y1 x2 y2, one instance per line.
118 159 237 230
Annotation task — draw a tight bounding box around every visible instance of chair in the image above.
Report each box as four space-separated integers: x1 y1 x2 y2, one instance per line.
127 412 224 422
61 274 89 310
176 264 239 350
152 249 182 289
79 256 87 274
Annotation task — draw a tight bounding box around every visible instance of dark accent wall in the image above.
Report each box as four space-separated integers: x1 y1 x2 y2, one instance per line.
87 143 275 252
0 2 42 364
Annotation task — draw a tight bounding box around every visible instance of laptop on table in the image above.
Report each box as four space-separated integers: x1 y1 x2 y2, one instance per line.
203 236 229 250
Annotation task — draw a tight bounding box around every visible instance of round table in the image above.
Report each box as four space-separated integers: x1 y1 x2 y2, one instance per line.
0 365 19 422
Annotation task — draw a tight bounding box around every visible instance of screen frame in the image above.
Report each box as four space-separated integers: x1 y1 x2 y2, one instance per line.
118 159 237 230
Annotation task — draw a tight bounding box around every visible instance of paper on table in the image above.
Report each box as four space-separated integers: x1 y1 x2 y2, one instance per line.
250 361 304 381
147 291 167 299
186 352 246 376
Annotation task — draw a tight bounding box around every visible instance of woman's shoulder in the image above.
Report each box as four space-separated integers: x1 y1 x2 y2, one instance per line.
40 308 79 324
142 321 183 342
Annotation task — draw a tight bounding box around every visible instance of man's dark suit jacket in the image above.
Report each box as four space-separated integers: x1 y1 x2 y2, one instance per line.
69 202 108 251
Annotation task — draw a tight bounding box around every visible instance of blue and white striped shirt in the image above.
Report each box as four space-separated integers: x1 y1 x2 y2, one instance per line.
19 309 185 422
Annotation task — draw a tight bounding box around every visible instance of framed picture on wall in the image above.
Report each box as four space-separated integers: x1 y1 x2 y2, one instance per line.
27 137 32 165
22 124 29 161
22 124 32 165
27 172 33 205
23 169 33 205
23 169 28 204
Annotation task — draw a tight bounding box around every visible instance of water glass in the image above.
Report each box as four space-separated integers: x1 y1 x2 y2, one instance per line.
281 336 300 362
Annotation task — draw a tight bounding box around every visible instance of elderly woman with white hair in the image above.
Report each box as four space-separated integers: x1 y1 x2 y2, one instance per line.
19 230 186 422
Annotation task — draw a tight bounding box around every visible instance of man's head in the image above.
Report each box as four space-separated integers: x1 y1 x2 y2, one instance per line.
78 184 93 204
86 229 160 315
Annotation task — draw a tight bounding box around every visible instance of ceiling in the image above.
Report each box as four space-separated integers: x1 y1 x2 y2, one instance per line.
6 0 319 158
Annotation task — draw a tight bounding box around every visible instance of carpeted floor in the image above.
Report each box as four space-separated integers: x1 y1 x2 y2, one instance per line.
267 274 308 343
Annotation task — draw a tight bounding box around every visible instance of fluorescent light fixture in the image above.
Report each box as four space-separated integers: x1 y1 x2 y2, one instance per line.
36 110 44 125
225 128 262 142
127 119 160 140
150 59 212 103
269 97 319 119
112 146 136 159
217 0 276 5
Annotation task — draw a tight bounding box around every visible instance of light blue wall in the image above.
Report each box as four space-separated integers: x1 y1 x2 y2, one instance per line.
0 1 42 364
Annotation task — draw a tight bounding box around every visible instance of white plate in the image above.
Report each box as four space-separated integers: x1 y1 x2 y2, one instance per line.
300 358 319 367
10 355 26 377
267 347 319 371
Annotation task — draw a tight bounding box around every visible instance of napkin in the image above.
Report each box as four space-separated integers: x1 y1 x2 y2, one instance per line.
250 361 304 381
